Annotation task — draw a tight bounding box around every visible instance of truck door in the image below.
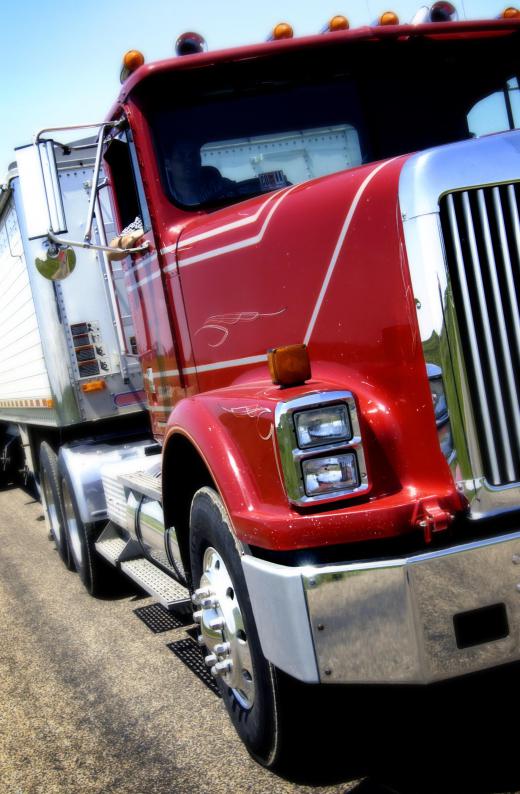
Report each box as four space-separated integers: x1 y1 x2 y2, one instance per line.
103 130 185 440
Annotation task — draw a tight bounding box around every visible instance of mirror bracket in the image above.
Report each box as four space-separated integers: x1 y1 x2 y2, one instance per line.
47 229 150 257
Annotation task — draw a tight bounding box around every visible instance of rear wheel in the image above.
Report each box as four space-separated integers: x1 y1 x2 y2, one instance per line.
60 469 111 596
39 442 72 569
190 487 281 767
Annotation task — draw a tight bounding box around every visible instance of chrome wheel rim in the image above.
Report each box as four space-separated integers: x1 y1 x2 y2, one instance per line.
41 470 61 544
61 479 83 568
196 547 255 709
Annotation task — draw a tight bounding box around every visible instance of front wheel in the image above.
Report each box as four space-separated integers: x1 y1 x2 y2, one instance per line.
190 487 281 767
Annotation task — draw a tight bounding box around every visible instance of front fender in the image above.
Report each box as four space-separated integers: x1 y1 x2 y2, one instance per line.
163 375 463 552
164 382 283 547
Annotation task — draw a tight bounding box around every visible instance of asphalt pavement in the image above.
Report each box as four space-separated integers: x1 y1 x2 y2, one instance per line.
1 485 519 794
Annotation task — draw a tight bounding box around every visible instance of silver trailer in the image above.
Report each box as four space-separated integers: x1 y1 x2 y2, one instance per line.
0 143 145 435
0 130 189 612
0 143 153 565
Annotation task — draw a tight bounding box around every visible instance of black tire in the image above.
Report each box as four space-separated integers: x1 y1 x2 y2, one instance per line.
190 487 282 768
59 466 112 596
39 442 73 569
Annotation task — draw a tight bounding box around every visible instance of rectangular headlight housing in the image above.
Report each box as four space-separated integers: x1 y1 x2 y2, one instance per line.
302 453 359 496
294 404 351 449
274 391 369 505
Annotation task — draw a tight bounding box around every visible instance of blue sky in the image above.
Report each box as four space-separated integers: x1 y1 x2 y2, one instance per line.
0 0 509 174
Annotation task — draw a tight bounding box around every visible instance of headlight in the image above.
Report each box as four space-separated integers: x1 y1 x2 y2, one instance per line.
294 404 351 448
274 391 369 505
302 453 358 496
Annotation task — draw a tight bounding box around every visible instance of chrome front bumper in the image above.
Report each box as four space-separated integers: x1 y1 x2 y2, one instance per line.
242 530 520 684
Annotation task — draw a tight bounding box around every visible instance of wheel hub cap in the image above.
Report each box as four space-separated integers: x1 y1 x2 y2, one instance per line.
194 547 255 709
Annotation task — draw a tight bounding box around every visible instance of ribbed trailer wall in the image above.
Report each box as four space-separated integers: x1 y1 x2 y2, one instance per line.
0 197 57 424
0 145 145 430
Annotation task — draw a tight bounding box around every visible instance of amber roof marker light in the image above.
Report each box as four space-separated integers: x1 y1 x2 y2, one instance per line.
119 49 145 84
321 15 350 32
501 7 520 18
378 11 400 25
268 22 294 41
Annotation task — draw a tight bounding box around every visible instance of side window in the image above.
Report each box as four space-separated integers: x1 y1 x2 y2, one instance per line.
468 77 520 137
104 133 150 232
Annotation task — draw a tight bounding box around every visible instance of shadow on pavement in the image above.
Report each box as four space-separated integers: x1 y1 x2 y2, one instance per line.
274 662 520 793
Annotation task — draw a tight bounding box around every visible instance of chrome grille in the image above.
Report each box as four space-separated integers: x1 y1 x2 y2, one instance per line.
440 184 520 486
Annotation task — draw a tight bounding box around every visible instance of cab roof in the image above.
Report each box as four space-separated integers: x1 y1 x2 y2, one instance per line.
116 17 520 106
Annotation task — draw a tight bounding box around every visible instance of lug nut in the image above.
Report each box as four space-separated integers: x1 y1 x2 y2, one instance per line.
197 634 205 646
193 610 203 623
201 597 219 609
204 653 217 667
195 587 211 598
208 617 225 630
214 642 230 655
214 659 233 675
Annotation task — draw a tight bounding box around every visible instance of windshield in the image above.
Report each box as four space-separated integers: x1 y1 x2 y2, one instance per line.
140 31 520 210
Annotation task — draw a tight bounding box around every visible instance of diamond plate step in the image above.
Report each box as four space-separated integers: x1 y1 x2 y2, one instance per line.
119 470 161 501
121 557 190 609
95 535 128 565
94 521 142 566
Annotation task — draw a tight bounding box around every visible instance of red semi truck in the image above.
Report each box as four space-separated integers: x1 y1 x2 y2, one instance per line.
4 3 520 769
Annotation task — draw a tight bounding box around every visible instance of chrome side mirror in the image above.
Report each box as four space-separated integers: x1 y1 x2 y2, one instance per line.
35 241 76 281
16 141 67 239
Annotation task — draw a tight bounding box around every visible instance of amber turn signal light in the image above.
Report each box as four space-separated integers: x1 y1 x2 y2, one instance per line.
268 344 311 387
81 380 106 393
